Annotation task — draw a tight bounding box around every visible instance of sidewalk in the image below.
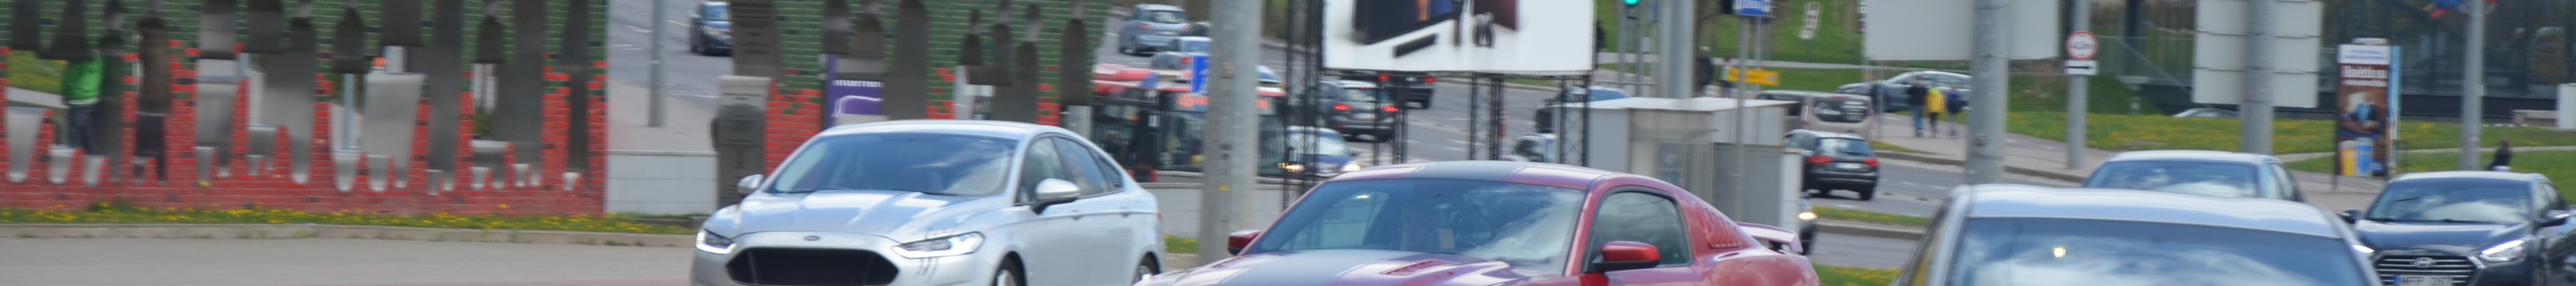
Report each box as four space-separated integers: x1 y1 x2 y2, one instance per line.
1864 113 2387 212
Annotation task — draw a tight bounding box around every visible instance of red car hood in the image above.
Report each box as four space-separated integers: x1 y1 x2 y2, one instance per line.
1141 249 1554 286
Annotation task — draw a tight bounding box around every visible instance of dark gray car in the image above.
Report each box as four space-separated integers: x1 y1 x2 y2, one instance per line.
1896 185 2377 285
1835 71 1970 112
686 2 733 56
1148 37 1211 71
2345 172 2573 286
1115 4 1191 55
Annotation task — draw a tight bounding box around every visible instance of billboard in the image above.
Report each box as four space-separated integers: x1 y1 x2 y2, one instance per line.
2334 44 2397 177
1860 0 2060 61
2190 0 2325 108
1321 0 1593 74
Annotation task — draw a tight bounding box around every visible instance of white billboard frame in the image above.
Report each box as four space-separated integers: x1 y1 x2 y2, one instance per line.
2190 0 2326 108
1319 0 1596 75
1860 0 2061 61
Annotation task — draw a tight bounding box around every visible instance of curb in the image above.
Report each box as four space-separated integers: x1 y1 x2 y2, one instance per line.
1817 219 1925 240
0 223 692 248
1874 152 2089 183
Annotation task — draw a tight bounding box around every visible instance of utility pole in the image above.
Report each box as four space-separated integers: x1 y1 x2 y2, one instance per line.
648 0 668 127
2460 0 2486 170
2066 0 2089 169
1964 0 2011 183
2240 0 2275 155
1198 0 1258 265
1658 0 1694 99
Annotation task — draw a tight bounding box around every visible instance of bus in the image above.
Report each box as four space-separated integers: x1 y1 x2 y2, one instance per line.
1086 64 1292 181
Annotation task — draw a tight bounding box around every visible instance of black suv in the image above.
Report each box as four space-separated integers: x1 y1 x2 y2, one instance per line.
1785 130 1879 200
2348 172 2572 286
1337 72 1435 109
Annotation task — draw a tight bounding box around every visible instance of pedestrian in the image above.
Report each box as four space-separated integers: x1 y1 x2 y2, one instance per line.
2491 139 2514 172
1906 78 1934 138
1695 46 1716 97
59 46 106 153
1925 86 1953 139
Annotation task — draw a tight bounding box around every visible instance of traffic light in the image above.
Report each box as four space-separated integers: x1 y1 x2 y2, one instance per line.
1623 0 1639 6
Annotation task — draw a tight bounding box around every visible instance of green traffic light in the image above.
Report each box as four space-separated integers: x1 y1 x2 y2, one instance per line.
1623 0 1640 5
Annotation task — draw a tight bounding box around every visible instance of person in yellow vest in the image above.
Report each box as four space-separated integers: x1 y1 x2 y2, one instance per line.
1922 84 1951 139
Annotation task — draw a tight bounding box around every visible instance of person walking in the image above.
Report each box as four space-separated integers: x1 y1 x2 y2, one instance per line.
1695 46 1716 97
1906 79 1935 137
1925 86 1953 139
2490 139 2515 172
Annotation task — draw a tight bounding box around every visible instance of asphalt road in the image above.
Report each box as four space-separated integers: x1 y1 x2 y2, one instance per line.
1808 233 1917 269
0 238 686 286
606 0 733 111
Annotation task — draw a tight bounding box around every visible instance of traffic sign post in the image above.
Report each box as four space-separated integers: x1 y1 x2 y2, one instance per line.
2065 60 2098 75
1190 55 1210 93
2065 30 2097 61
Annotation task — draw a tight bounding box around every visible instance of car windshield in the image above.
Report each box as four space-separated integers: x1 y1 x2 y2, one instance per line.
1143 10 1186 24
1946 218 2368 286
1250 179 1585 274
763 132 1018 196
1817 139 1873 156
1588 88 1630 101
2083 160 2263 198
1287 130 1351 156
1338 88 1389 103
703 5 729 21
2364 179 2534 223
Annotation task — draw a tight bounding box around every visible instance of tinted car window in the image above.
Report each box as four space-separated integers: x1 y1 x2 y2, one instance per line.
1588 88 1631 101
1252 180 1585 274
1142 10 1186 23
702 5 729 21
1047 138 1118 196
1287 130 1351 156
2084 160 2264 198
1336 88 1388 103
1817 138 1874 156
2364 179 2534 223
766 133 1016 197
1947 218 2368 286
1591 191 1692 266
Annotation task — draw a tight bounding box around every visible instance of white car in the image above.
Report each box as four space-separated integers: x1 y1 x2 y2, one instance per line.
691 120 1163 286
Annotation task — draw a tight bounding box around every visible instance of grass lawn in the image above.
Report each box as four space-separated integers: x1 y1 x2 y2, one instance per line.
2 202 692 235
2007 111 2576 155
2287 150 2576 202
1165 235 1200 254
1817 265 1903 286
1813 206 1929 227
1872 141 1927 154
7 51 63 95
1593 0 1868 64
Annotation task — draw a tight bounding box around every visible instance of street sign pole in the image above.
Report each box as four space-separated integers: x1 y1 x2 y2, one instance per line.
2066 5 2094 169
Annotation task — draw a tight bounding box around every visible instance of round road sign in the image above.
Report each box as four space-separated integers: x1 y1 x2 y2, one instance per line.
2067 31 2099 61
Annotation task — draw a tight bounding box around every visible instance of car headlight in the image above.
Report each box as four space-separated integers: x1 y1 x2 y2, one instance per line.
894 232 985 258
2480 239 2528 262
1279 163 1305 173
1798 211 1818 221
1340 163 1363 173
697 231 737 254
2352 244 2375 256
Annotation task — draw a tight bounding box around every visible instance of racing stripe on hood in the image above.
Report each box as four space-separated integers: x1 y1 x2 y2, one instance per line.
1217 250 1415 286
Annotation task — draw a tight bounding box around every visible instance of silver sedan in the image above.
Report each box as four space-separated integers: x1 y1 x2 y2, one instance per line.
691 121 1163 286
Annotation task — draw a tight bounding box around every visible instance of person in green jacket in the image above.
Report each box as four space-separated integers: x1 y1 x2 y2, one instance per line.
60 53 104 152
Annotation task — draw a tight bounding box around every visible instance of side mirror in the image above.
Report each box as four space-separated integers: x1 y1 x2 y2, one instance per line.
1227 230 1263 255
734 174 766 194
1030 179 1082 213
2545 210 2572 227
2341 209 2361 224
1594 241 1660 273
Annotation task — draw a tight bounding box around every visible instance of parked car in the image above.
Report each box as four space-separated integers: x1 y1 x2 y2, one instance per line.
1785 130 1880 200
1299 80 1400 140
1901 185 2377 285
686 2 733 56
1115 4 1191 55
693 120 1163 286
1148 37 1212 71
1533 86 1631 134
1834 71 1970 112
2345 171 2572 286
1338 72 1436 108
1279 126 1360 179
2082 150 2304 201
1762 90 1874 135
1502 133 1560 164
2174 107 2241 119
1141 161 1819 286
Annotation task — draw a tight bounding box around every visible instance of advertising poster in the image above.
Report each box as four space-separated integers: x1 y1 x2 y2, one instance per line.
824 55 885 126
2335 44 2396 177
1320 0 1594 73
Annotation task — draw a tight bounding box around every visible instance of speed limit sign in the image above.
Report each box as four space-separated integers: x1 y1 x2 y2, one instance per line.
2066 31 2099 61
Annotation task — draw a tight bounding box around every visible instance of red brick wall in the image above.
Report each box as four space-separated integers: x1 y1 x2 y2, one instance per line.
0 43 609 215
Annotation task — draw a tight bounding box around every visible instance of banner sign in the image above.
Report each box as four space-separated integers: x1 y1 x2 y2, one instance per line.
2335 44 2397 177
1320 0 1594 74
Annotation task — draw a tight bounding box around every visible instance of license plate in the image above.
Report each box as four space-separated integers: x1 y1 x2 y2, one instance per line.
1158 31 1177 36
2398 275 2453 286
1352 113 1377 120
1834 163 1864 169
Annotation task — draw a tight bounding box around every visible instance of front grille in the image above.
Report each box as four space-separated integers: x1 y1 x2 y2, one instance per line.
2375 255 2476 286
726 248 901 286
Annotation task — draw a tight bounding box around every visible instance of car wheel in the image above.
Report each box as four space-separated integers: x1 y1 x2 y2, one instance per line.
1133 258 1160 284
1857 188 1877 201
994 259 1026 286
1801 236 1815 254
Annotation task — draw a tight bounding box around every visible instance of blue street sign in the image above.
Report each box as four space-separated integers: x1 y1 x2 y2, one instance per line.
1140 72 1161 89
1735 0 1772 17
1190 55 1211 93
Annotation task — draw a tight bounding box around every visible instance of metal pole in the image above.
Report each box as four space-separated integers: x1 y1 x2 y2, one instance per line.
1965 0 2012 183
2461 1 2487 170
2067 0 2090 169
648 0 669 127
1621 5 1637 86
2241 0 2275 155
1487 77 1505 160
1660 0 1694 99
1733 17 1750 192
1199 0 1259 265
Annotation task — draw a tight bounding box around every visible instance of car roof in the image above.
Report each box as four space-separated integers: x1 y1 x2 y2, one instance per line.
1136 4 1182 11
701 2 725 7
1331 161 1622 190
815 120 1063 139
1284 125 1342 135
1910 71 1970 78
2393 171 2546 182
1788 130 1865 139
1325 80 1380 88
1178 37 1212 43
2105 149 2275 164
1959 184 2344 239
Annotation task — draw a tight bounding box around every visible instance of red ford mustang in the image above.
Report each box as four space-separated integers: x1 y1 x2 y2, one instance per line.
1139 161 1818 286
